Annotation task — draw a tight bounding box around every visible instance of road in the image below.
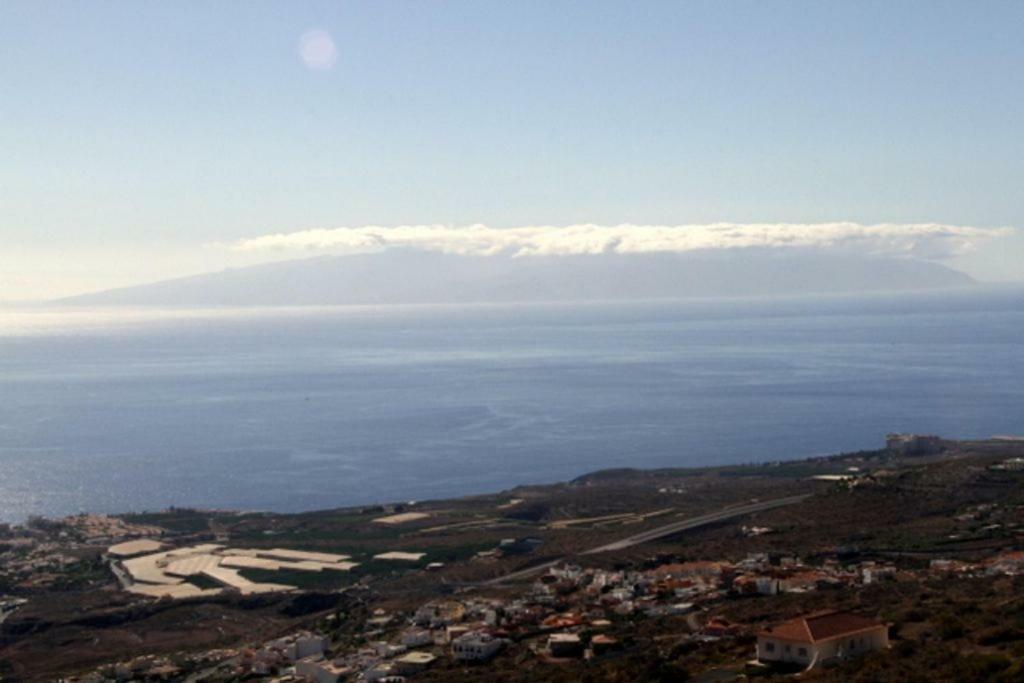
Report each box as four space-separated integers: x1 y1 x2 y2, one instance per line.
483 493 811 585
580 494 811 554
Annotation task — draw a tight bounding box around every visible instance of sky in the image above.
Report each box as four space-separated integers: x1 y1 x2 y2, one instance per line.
2 1 1023 300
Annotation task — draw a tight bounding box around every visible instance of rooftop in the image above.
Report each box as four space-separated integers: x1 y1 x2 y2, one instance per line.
374 551 426 562
107 539 164 557
395 652 437 665
758 611 886 643
372 512 431 525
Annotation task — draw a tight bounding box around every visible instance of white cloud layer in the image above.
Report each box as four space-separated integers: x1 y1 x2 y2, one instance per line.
231 223 1012 260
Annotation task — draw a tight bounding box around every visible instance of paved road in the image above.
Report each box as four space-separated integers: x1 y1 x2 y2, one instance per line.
581 494 812 554
483 493 811 585
482 558 566 585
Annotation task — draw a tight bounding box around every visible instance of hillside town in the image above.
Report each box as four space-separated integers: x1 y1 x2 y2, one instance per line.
62 539 1024 682
5 437 1024 680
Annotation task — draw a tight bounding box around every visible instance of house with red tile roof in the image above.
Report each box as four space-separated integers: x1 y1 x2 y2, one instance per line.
756 610 889 669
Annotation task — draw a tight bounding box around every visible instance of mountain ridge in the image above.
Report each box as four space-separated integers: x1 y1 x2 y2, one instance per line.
58 249 976 306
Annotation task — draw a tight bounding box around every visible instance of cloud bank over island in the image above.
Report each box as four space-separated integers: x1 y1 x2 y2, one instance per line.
231 223 1013 261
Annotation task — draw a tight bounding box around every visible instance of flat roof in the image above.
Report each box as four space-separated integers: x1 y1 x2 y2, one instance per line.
201 565 254 589
167 543 224 556
111 542 373 603
220 555 359 572
244 548 351 564
201 565 296 594
108 539 164 557
219 555 285 571
165 554 222 577
114 544 356 597
313 560 360 571
127 583 222 599
374 551 426 562
236 582 296 595
372 512 431 525
396 652 437 664
122 553 181 585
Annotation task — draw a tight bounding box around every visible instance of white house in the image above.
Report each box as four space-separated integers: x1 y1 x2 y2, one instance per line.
756 611 889 669
294 657 351 683
265 632 329 662
451 632 502 661
400 628 434 648
295 634 331 660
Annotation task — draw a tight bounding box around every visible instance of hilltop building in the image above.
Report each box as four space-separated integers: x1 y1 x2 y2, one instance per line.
756 611 889 669
451 632 502 661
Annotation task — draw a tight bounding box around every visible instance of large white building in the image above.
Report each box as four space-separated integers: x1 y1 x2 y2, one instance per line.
451 632 502 661
400 628 434 648
294 657 350 683
756 611 889 670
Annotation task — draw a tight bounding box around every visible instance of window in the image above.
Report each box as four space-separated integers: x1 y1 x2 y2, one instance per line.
784 644 791 653
765 641 775 652
798 647 808 657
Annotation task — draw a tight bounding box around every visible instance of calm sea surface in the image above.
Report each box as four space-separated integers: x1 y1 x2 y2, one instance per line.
1 288 1022 523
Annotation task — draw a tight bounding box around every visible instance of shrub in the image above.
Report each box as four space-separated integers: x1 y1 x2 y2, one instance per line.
978 626 1024 646
951 653 1011 682
902 607 926 622
936 614 965 640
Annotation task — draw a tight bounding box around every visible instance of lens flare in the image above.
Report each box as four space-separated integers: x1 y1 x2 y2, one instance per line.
297 29 338 70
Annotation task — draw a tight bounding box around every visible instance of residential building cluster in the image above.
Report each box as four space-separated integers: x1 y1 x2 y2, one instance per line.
69 550 913 681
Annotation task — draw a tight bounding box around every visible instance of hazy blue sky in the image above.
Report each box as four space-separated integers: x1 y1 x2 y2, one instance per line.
2 1 1023 299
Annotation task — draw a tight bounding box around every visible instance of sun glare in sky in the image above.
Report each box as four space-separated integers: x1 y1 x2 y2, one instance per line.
297 29 338 70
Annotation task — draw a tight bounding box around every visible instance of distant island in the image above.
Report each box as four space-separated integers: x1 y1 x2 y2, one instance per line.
60 249 975 306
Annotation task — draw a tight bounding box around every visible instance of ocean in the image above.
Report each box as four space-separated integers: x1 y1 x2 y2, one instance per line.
1 287 1022 524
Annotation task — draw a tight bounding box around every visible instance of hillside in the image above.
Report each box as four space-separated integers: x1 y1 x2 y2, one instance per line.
6 437 1024 680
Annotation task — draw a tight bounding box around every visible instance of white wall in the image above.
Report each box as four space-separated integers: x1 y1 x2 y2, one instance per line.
757 627 889 668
